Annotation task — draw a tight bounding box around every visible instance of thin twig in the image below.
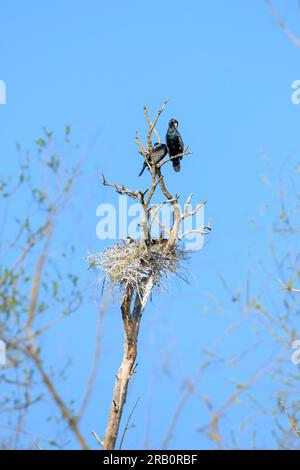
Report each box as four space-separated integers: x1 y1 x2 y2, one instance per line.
101 173 145 201
91 431 104 448
266 0 300 48
158 151 193 168
143 100 168 149
118 397 140 449
78 296 109 421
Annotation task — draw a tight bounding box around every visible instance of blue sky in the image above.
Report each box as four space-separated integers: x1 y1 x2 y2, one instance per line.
1 0 300 449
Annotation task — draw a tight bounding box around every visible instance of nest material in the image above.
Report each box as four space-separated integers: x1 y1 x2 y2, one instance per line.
86 239 189 293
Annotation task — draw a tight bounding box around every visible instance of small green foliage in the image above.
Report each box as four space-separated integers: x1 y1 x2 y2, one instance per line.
65 125 71 143
32 188 47 205
285 278 295 290
35 138 46 149
46 154 60 173
42 127 53 139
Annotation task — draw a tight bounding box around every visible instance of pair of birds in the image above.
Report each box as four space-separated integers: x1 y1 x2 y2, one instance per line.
138 119 184 176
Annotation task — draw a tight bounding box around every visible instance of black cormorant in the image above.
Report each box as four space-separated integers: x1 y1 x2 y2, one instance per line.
166 119 184 172
138 143 168 177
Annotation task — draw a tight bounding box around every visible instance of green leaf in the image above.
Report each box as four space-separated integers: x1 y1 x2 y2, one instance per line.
35 138 46 148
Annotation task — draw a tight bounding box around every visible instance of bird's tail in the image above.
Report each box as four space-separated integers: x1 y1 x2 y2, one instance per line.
138 162 147 177
172 158 181 172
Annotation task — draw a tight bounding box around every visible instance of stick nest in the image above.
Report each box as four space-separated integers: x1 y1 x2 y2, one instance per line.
86 239 189 293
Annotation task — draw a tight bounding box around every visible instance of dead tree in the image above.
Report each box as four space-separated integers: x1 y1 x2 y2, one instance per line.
87 100 209 450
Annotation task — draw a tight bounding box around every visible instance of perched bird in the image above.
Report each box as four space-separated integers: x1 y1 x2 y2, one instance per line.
166 119 184 172
138 143 168 177
124 236 134 245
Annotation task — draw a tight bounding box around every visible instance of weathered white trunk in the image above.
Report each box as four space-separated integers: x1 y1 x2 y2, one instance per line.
103 336 137 449
103 277 153 450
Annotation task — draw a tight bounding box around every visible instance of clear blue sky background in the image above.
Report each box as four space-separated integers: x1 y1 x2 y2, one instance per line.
1 0 300 449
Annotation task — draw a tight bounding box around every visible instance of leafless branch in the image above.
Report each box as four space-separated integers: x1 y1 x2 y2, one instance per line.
278 399 300 439
278 278 300 293
181 226 211 239
149 198 178 231
26 346 89 450
78 296 109 421
158 150 193 168
119 397 140 449
91 431 104 448
266 0 300 47
143 99 168 148
182 200 207 220
101 173 146 202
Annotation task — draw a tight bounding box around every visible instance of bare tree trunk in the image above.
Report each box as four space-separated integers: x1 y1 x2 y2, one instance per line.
102 329 137 449
103 278 153 450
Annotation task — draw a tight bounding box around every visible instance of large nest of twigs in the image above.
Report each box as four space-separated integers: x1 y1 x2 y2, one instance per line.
86 239 189 293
